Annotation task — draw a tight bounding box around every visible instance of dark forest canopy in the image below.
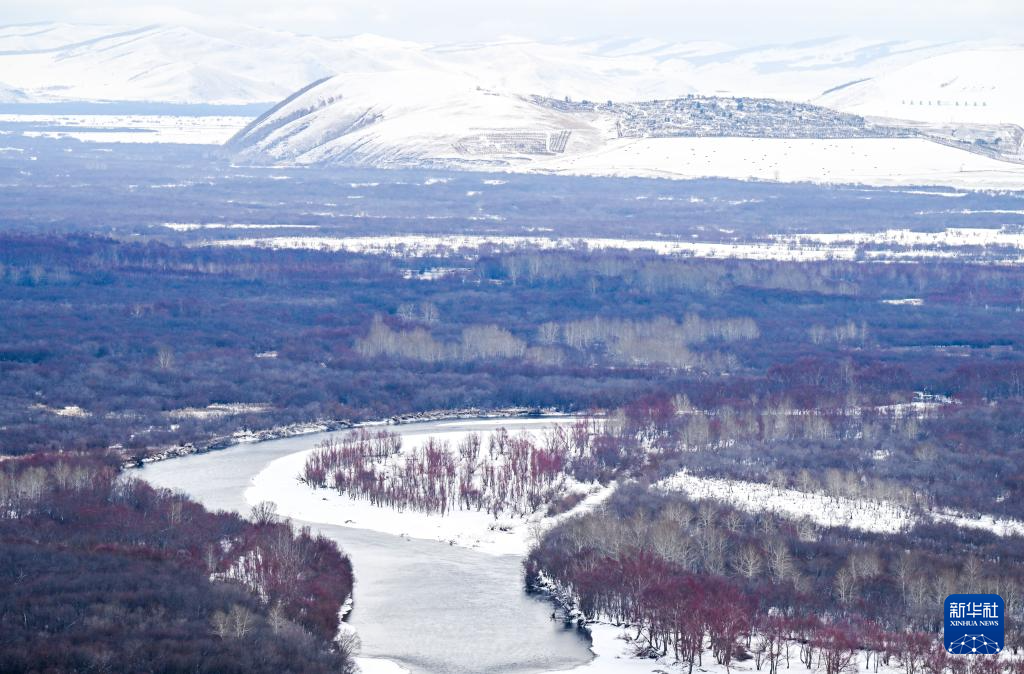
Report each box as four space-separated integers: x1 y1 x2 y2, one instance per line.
0 453 356 673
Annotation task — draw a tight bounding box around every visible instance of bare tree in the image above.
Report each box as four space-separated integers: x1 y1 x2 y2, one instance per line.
250 500 279 526
736 544 763 580
834 566 859 604
211 605 255 640
766 541 794 582
156 345 175 370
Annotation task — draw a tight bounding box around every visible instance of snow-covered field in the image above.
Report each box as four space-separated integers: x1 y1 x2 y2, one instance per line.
204 225 1024 264
0 114 252 144
166 402 270 420
656 470 1024 537
534 137 1024 190
209 233 854 261
787 226 1024 248
163 223 319 231
244 417 611 556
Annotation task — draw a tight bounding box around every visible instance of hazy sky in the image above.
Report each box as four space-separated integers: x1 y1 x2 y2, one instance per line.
3 0 1023 44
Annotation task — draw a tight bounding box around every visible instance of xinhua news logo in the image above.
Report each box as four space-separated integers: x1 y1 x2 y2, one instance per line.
944 594 1004 655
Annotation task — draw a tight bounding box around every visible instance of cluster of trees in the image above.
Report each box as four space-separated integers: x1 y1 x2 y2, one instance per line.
0 453 355 673
528 486 1024 673
357 313 759 369
301 424 601 517
357 316 534 363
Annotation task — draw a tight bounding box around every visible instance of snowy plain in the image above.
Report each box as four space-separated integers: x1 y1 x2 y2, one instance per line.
656 470 1024 537
205 225 1024 265
0 113 253 144
533 137 1024 191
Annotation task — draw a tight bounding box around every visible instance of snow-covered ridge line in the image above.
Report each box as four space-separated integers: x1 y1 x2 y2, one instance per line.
3 24 1020 127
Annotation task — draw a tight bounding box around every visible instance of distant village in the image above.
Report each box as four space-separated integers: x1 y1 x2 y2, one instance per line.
536 94 912 139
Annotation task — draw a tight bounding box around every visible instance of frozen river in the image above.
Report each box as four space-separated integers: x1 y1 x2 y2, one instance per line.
134 417 593 674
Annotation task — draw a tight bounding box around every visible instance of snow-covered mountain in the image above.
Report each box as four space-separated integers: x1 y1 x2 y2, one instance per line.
1 21 1022 130
0 22 431 105
226 70 1024 190
5 21 1024 188
228 70 905 165
227 71 610 166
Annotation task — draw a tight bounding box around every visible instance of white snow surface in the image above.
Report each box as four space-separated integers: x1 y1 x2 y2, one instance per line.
244 417 611 556
163 223 319 231
0 114 252 144
0 23 431 105
6 24 1024 186
530 137 1024 190
205 226 1024 264
229 68 1024 189
354 658 409 674
2 23 1022 128
657 470 1024 537
818 47 1024 126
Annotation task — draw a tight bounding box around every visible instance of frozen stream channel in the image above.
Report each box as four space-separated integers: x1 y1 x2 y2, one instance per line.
134 417 593 674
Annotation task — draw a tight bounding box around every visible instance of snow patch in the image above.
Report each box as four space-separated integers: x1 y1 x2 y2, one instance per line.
204 226 1024 265
656 470 1024 537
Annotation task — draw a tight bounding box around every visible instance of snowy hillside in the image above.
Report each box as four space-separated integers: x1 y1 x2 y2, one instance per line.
817 45 1024 126
1 21 1022 130
0 22 430 105
227 70 610 165
227 69 1024 189
0 82 27 104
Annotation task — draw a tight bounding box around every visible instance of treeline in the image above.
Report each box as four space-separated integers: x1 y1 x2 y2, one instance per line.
605 392 1024 522
527 486 1024 672
0 454 355 673
2 233 1024 460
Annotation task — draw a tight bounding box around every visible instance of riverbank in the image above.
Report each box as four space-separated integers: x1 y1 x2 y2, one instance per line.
244 417 612 556
124 406 567 468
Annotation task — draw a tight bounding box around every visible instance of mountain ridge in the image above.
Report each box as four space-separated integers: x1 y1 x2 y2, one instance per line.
1 21 1021 129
